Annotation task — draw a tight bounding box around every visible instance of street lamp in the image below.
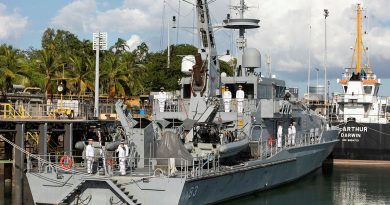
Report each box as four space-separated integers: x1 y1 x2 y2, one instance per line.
324 9 329 118
93 32 107 118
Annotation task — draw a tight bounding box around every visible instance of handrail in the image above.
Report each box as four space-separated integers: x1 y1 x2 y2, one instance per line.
0 103 32 119
26 132 39 144
257 130 325 160
26 152 224 181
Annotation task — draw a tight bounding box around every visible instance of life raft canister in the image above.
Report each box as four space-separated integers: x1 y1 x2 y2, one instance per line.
268 136 275 146
59 155 73 170
106 159 114 166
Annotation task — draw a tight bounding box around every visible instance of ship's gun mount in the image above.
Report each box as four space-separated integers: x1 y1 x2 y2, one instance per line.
192 121 235 146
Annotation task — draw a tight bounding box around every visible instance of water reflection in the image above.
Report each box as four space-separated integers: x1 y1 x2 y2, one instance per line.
221 165 390 205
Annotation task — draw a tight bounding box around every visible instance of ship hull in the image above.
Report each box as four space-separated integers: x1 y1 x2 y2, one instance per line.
26 131 338 205
332 121 390 160
178 139 338 205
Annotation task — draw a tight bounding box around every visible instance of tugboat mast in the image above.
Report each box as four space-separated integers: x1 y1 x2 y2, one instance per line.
355 3 364 74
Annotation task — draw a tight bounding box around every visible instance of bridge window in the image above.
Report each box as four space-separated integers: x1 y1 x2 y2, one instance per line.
374 87 379 96
275 86 286 98
363 86 373 94
343 86 348 93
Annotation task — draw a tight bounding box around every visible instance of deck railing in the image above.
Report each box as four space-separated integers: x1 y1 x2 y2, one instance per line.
25 129 325 180
26 152 222 181
256 129 324 160
0 101 118 120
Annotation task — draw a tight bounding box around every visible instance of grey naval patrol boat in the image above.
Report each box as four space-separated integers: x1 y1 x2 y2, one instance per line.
23 0 338 204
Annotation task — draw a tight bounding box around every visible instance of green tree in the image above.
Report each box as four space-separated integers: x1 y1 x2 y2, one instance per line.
133 42 149 63
110 38 129 54
41 28 83 65
100 53 129 98
219 60 234 76
33 49 62 101
0 44 29 95
143 44 198 92
68 55 95 96
121 52 145 96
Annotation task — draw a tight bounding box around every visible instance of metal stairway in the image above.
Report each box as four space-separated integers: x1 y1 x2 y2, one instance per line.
112 179 142 205
59 180 86 204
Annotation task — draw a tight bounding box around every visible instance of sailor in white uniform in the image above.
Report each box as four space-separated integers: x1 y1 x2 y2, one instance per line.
236 85 245 113
287 124 292 146
85 138 94 174
223 86 232 112
124 140 130 168
157 87 167 112
116 141 126 175
277 124 283 148
291 122 296 146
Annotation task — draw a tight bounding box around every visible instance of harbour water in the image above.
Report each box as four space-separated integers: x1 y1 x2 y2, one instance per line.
221 164 390 205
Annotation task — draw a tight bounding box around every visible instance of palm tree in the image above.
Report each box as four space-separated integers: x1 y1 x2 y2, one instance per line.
68 55 94 96
0 44 29 97
100 53 129 98
110 38 130 54
33 49 62 101
121 52 145 95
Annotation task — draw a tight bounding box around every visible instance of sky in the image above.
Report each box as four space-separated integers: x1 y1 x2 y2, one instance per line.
1 0 390 96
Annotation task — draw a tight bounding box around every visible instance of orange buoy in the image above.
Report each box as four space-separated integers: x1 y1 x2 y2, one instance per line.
59 155 73 170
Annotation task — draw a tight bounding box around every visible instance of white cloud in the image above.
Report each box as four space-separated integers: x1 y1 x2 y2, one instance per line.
241 0 390 79
51 0 154 33
0 3 28 39
126 35 141 51
51 0 96 32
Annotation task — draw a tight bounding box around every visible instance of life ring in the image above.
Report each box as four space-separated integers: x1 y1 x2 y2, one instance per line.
59 155 73 170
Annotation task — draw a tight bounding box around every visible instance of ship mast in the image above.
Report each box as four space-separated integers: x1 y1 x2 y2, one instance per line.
223 0 260 77
355 3 363 74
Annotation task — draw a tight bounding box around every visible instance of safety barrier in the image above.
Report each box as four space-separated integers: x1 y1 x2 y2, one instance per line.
256 129 324 160
0 103 32 119
26 152 223 181
153 99 189 113
0 101 110 120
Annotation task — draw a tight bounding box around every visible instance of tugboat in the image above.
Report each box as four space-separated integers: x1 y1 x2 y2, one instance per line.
20 0 339 204
331 3 390 160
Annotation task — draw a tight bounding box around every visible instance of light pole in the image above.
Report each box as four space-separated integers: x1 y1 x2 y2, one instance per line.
324 9 329 118
315 67 319 87
167 16 176 68
93 32 107 118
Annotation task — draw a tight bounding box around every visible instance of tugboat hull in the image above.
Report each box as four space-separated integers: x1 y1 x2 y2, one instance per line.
333 121 390 160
